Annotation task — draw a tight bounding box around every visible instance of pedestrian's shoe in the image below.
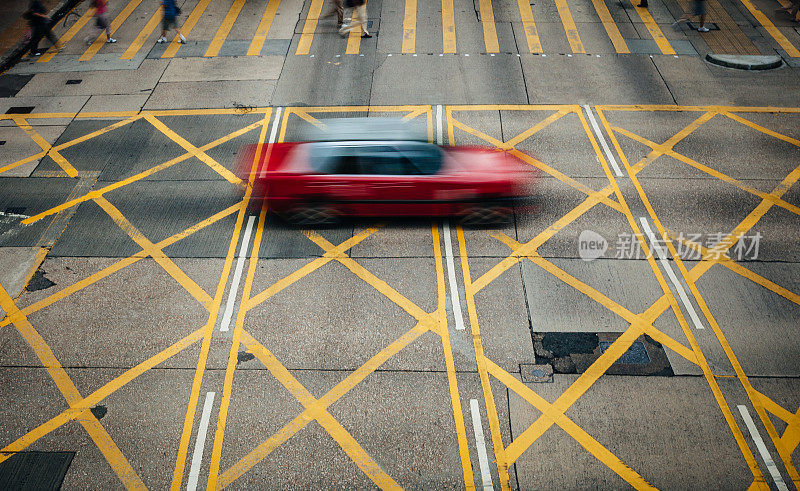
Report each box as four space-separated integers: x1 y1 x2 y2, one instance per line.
179 34 187 44
362 32 372 38
157 36 167 43
697 26 710 32
638 1 648 6
107 37 117 43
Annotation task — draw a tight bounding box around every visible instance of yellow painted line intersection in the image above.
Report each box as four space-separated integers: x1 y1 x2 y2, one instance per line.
2 105 800 489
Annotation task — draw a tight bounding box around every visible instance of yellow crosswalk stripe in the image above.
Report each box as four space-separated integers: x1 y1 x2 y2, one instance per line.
247 0 282 56
296 0 325 55
632 1 675 55
516 0 542 53
39 7 95 62
80 0 144 62
442 0 456 53
345 0 367 54
402 0 417 53
554 0 585 53
205 0 247 57
478 0 499 53
120 7 162 60
162 0 214 58
737 0 800 57
588 0 629 53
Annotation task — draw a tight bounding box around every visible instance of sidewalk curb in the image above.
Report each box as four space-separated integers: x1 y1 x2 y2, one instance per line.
0 0 85 75
705 53 783 70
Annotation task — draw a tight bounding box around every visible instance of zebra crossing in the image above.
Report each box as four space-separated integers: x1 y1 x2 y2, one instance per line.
33 0 800 63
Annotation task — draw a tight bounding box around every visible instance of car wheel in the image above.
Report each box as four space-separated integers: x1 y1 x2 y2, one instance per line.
460 204 512 227
286 204 340 226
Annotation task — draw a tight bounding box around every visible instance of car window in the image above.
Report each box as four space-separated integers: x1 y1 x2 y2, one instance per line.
394 143 442 175
308 142 442 176
308 144 361 174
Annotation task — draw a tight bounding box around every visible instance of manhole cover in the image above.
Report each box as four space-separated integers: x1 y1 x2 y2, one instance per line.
599 340 651 364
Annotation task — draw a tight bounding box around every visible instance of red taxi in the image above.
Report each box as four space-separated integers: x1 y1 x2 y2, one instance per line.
236 118 537 225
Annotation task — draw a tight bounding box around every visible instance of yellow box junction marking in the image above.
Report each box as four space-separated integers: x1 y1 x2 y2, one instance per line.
4 105 800 490
402 0 417 53
248 0 282 56
80 0 144 61
599 106 800 488
445 105 798 487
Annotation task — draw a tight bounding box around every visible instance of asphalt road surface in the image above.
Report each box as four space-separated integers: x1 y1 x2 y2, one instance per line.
0 0 799 489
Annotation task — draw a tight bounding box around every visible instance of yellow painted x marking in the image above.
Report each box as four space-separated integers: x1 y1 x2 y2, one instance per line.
23 115 267 225
0 284 146 489
598 105 800 488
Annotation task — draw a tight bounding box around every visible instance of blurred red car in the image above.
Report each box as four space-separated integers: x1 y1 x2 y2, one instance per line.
236 118 537 225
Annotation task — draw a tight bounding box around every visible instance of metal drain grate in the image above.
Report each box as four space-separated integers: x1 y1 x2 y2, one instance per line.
0 451 75 490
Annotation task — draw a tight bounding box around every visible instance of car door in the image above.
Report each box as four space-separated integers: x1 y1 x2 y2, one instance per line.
357 143 444 216
301 143 372 215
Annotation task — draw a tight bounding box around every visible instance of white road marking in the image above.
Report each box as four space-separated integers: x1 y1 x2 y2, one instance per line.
737 404 789 491
582 104 623 177
638 217 704 329
219 108 282 332
469 399 494 490
442 222 466 331
269 107 283 144
436 104 444 145
0 211 30 221
187 392 216 491
219 216 256 332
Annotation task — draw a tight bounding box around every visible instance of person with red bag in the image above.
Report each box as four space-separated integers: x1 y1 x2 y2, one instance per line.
84 0 116 45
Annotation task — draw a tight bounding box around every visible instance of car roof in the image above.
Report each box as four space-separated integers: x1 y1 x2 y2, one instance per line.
306 117 428 143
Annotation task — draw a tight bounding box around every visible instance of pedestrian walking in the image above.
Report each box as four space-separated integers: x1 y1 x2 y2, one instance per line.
776 0 799 21
673 0 709 32
323 0 345 28
339 0 371 38
84 0 116 45
24 0 61 56
157 0 186 44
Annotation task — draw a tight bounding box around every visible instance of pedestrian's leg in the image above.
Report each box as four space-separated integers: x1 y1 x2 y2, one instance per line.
45 26 59 48
29 25 45 54
337 1 344 26
357 4 371 37
339 8 353 35
697 13 709 30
